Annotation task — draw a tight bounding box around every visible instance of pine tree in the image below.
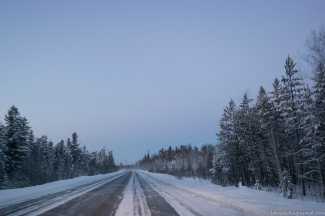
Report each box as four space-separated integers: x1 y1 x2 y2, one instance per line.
27 130 39 185
64 138 74 179
108 151 116 172
88 151 98 176
32 136 53 184
80 145 90 176
214 99 242 186
281 169 294 199
96 148 106 174
70 132 82 177
200 144 214 180
237 93 261 186
255 86 278 187
266 79 288 191
4 106 31 187
306 27 325 200
281 56 307 196
0 123 8 188
53 140 66 180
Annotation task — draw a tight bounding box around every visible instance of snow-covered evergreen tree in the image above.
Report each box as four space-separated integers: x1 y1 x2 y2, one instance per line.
0 123 8 188
265 79 288 191
88 151 98 176
70 132 82 177
4 106 31 187
80 145 90 176
108 150 116 172
237 93 261 186
213 99 242 186
27 130 39 185
281 56 307 195
255 86 279 188
281 169 294 199
306 26 325 199
53 140 66 180
64 138 74 179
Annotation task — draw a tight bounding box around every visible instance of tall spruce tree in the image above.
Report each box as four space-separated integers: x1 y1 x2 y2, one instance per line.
65 138 74 179
237 93 260 186
281 56 306 196
255 86 278 187
70 132 82 177
306 27 325 199
4 106 31 187
0 123 8 188
53 140 66 180
266 79 288 191
214 99 242 185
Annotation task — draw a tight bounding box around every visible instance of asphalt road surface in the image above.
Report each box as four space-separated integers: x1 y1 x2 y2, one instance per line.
0 170 252 216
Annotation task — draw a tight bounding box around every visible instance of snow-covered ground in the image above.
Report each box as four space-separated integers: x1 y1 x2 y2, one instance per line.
138 170 325 216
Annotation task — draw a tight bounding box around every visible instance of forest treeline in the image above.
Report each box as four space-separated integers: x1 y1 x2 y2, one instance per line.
137 28 325 200
0 106 117 189
137 144 215 179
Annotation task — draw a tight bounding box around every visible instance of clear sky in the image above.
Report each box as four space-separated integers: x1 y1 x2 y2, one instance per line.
0 1 324 164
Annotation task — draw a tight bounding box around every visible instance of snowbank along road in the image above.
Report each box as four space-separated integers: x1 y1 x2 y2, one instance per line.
0 170 255 216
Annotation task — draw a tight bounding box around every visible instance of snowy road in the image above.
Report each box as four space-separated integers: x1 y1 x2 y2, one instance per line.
3 170 323 216
132 171 251 216
0 171 129 216
0 170 256 216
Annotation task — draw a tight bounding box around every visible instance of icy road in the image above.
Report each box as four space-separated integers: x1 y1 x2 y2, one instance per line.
0 170 251 216
1 170 324 216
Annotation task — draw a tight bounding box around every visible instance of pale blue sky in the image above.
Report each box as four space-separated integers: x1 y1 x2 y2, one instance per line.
1 1 324 164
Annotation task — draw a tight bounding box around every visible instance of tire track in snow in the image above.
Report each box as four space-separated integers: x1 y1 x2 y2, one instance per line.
39 171 132 216
136 172 179 216
115 171 151 216
0 171 129 216
139 171 253 216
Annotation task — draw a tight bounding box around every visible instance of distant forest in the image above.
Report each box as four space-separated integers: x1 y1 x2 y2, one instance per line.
137 28 325 200
0 106 117 189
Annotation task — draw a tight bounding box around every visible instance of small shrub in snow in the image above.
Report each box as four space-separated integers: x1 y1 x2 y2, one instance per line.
254 179 262 190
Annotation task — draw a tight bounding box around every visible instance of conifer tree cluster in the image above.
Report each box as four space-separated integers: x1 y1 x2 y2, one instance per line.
0 107 117 189
137 144 215 179
212 28 325 200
